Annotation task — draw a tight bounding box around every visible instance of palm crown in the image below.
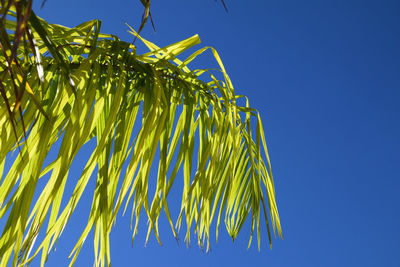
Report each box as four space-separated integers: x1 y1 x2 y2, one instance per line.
0 1 282 266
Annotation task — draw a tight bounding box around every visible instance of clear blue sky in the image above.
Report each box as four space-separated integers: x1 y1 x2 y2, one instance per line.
27 0 400 266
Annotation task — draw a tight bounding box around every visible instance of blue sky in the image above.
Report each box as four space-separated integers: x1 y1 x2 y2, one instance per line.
26 0 400 266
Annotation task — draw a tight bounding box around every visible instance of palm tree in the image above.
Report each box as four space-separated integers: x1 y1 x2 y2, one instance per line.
0 0 282 266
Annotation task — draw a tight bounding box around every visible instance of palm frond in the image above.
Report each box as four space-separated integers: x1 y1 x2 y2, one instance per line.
0 3 282 267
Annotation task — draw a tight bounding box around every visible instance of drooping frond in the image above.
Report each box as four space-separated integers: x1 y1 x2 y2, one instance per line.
0 3 282 267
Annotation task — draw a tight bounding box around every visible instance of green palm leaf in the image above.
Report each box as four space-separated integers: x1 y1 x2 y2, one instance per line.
0 2 282 266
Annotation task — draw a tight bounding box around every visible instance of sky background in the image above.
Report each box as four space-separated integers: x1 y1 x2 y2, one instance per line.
25 0 400 266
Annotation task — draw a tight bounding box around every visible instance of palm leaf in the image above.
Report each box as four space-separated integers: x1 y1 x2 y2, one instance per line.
0 2 282 266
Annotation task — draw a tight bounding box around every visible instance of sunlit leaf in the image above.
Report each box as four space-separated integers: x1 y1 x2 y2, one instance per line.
0 1 282 266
